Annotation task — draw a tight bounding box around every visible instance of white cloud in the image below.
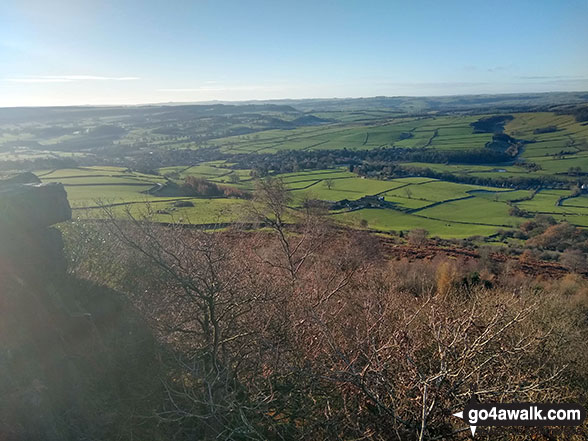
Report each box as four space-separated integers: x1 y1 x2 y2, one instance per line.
157 85 280 93
47 75 140 81
5 78 74 83
4 75 140 83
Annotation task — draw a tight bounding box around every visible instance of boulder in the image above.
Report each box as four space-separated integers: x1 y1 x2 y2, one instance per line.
0 176 71 230
0 173 72 279
0 171 41 185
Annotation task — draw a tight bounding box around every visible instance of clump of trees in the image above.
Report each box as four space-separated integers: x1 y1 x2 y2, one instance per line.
470 115 514 134
494 215 588 273
534 125 558 134
521 217 588 252
182 176 251 199
566 105 588 122
508 205 531 218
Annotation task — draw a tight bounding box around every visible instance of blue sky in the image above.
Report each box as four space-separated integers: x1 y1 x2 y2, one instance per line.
1 0 587 106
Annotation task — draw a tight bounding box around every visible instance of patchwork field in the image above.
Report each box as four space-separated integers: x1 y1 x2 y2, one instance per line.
208 115 495 154
39 161 588 239
3 105 583 239
335 209 503 238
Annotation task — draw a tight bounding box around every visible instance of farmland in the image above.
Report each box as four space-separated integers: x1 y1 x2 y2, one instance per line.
208 115 495 154
34 161 588 239
1 97 587 239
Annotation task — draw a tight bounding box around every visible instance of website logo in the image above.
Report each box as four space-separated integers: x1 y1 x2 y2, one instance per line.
452 397 586 437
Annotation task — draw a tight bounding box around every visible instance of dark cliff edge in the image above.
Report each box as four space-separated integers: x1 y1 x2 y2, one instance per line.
0 174 161 441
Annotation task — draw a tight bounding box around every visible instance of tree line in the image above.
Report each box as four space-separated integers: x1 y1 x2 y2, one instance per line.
234 147 513 176
354 162 582 190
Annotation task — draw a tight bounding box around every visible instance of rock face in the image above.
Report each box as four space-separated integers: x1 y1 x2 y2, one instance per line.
0 175 71 230
0 173 71 279
0 175 161 440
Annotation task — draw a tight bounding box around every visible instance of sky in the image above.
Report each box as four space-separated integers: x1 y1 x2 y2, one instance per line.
1 0 587 107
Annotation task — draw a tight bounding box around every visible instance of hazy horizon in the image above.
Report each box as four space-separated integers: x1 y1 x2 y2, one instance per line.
1 89 588 110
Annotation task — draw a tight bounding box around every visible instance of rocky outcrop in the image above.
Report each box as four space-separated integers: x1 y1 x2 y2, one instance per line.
0 173 71 279
0 174 71 229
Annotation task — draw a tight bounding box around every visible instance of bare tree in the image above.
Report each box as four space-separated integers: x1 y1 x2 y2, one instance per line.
95 207 277 439
405 187 413 199
228 173 240 184
249 177 331 281
560 248 587 272
408 228 429 247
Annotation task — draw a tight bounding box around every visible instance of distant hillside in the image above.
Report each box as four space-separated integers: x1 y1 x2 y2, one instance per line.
231 91 588 112
0 103 300 125
291 114 331 125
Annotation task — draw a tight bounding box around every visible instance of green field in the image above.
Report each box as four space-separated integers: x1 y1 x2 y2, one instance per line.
208 115 494 154
334 209 502 238
79 198 247 225
40 160 588 239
